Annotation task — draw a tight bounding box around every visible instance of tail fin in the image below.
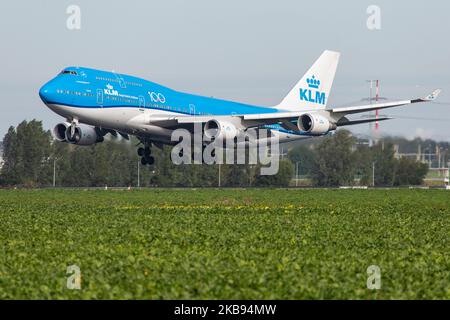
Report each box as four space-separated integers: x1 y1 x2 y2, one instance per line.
276 50 340 111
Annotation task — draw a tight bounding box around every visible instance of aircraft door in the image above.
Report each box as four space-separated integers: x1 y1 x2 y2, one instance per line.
96 89 103 106
139 95 145 111
189 104 196 115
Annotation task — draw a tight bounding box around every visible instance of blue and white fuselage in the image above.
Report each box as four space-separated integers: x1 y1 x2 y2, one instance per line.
39 66 299 143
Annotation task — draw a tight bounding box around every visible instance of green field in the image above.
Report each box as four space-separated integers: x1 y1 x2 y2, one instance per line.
0 188 449 299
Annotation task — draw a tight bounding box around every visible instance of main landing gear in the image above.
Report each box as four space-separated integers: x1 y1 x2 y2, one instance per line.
138 144 154 166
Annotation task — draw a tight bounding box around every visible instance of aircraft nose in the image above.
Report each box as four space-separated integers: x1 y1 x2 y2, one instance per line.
39 82 56 103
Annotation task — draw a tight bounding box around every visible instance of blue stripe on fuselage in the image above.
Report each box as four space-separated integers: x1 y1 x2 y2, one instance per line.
41 66 279 116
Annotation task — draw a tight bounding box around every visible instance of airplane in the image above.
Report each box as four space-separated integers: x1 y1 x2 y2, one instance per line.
39 50 441 166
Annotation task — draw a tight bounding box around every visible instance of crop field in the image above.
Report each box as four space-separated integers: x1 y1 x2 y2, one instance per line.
0 188 449 299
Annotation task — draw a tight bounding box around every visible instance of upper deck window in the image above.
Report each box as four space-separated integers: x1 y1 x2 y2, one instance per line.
61 70 78 75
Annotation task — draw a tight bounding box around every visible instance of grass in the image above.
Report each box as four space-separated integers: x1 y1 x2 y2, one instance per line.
0 188 449 299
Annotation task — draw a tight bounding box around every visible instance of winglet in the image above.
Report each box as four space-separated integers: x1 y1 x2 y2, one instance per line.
423 89 441 101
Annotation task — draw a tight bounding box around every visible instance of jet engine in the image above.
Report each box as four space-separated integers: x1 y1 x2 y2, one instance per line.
53 122 71 142
297 113 336 135
64 124 104 145
204 119 239 140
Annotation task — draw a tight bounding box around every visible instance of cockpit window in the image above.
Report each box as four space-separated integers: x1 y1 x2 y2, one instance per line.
61 70 78 75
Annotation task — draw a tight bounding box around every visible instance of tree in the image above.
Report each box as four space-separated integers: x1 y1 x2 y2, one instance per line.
287 145 316 176
372 143 398 186
254 160 294 187
0 120 52 186
0 126 19 185
311 130 357 186
394 157 428 186
354 145 373 186
51 138 140 187
224 164 252 187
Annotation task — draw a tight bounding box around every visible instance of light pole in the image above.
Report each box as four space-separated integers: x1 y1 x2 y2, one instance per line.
137 160 140 188
438 147 441 169
52 156 61 188
295 162 299 187
53 158 56 187
218 164 221 187
372 161 375 187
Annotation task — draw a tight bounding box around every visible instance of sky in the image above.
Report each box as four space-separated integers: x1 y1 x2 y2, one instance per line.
1 0 449 141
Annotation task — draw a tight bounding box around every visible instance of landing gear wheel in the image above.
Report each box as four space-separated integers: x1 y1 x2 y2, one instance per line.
138 141 154 166
146 156 155 165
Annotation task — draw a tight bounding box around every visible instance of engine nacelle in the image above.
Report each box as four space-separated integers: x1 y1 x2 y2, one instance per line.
65 124 104 145
297 113 336 135
204 119 239 140
53 122 71 142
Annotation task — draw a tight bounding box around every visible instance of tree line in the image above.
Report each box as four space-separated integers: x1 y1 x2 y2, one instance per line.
288 130 429 187
0 120 429 188
0 120 293 187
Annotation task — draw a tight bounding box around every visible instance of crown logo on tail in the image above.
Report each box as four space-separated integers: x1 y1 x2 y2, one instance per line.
306 75 320 89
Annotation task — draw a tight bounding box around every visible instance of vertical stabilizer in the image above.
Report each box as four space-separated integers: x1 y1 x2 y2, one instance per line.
276 50 340 111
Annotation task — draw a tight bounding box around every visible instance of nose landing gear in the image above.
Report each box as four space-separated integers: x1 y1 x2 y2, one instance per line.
138 144 154 166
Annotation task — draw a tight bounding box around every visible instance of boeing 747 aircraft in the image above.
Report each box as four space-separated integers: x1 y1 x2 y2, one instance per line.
39 50 440 165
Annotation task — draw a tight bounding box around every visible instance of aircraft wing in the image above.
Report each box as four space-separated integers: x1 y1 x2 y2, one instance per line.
146 89 441 129
149 112 305 128
330 89 441 115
